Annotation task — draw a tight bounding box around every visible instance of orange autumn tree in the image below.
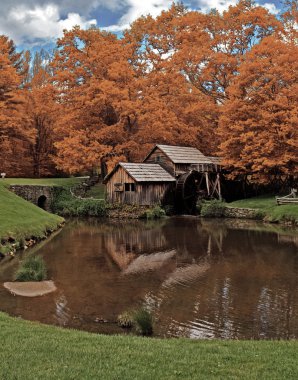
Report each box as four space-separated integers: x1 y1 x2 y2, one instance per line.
126 1 280 104
0 1 289 179
0 36 33 175
218 35 298 184
123 4 220 155
24 85 59 177
180 0 280 103
123 1 280 158
51 27 140 174
51 26 200 175
23 50 59 177
281 0 298 42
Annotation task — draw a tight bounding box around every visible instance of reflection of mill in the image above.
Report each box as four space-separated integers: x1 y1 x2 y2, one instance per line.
2 218 296 340
103 220 169 270
103 218 228 338
103 219 298 339
104 218 226 272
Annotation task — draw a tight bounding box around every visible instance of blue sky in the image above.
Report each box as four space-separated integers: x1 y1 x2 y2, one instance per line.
0 0 283 50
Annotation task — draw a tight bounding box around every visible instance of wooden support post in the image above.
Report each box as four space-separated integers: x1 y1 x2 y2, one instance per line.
217 173 222 200
205 172 210 196
207 235 212 256
208 173 222 200
210 175 219 198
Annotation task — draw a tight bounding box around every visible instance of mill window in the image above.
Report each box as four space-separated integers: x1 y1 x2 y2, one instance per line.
125 183 135 192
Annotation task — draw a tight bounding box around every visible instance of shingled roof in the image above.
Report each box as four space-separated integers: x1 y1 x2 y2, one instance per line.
145 144 213 164
104 162 176 183
207 156 222 166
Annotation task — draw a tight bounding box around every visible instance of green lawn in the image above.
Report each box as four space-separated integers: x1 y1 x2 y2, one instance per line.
1 177 86 188
85 182 106 199
0 182 63 243
228 195 298 223
0 312 297 380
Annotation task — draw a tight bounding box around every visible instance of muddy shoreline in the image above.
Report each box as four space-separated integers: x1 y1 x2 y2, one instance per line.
0 222 65 259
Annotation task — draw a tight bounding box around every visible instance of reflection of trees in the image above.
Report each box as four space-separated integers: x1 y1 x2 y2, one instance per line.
200 220 228 256
99 217 298 340
1 217 297 339
104 217 229 270
278 234 298 248
161 218 225 263
147 223 298 339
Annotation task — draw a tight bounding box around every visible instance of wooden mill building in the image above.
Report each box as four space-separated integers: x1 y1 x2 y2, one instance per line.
103 162 176 205
104 145 222 213
143 144 219 176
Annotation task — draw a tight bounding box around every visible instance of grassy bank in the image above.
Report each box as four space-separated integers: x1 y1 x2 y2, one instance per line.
51 187 107 217
1 177 86 188
0 183 63 252
0 312 297 380
85 181 106 199
228 195 298 223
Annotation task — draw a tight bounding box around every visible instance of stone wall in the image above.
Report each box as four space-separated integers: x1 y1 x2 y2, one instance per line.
9 185 56 211
224 207 261 220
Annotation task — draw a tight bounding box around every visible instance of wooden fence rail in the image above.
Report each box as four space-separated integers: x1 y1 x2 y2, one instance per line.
276 189 298 205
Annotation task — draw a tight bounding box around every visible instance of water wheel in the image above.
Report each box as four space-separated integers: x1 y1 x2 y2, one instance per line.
175 171 202 214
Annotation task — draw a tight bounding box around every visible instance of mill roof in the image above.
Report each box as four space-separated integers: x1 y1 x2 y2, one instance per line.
103 162 176 183
145 144 213 164
207 156 222 166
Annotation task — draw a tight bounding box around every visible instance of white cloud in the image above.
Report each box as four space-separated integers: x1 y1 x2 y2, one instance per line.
197 0 237 13
196 0 280 15
106 0 173 31
262 3 280 15
0 3 96 45
0 0 282 46
105 0 257 32
0 0 121 16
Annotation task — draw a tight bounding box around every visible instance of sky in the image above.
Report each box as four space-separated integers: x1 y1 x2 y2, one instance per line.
0 0 283 50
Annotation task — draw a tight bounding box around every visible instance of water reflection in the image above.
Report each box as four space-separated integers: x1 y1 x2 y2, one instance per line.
54 293 70 326
0 217 297 339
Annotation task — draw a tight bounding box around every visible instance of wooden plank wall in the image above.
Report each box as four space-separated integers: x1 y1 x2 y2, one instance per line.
137 183 170 205
175 163 192 175
144 147 175 176
106 166 135 203
106 166 171 205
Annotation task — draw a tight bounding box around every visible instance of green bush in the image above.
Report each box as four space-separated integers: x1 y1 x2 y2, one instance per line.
51 188 107 217
200 200 226 218
0 243 15 257
143 205 166 220
15 256 47 282
163 204 175 216
133 308 153 336
196 201 203 215
254 211 266 220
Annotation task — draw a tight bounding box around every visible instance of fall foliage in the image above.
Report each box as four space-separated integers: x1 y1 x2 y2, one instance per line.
0 0 297 184
218 35 298 182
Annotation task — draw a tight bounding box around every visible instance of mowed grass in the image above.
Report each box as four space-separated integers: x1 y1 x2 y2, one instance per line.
85 182 106 199
1 177 86 188
228 195 298 223
0 182 63 241
0 313 297 380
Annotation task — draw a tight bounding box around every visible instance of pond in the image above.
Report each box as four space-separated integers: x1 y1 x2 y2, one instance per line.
0 217 297 339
